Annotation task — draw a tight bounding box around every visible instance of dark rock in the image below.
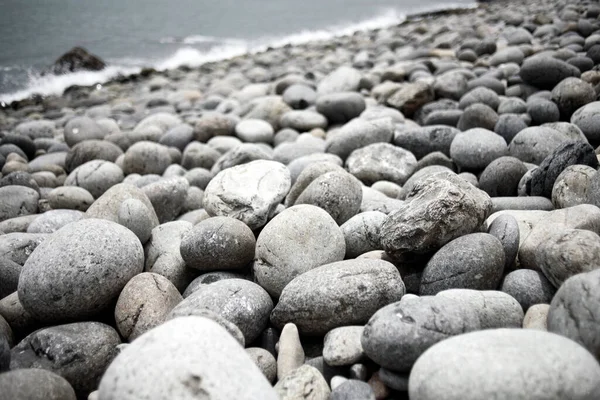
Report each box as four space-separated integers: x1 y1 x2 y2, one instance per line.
487 214 520 269
519 57 581 90
420 233 505 295
479 156 528 197
528 141 598 198
552 77 596 119
50 47 106 74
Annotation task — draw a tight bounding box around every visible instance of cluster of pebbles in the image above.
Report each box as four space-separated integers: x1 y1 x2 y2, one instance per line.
2 0 600 399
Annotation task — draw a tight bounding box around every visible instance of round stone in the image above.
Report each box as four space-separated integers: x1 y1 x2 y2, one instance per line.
18 218 144 321
501 269 555 311
180 216 256 271
408 329 600 400
450 128 508 171
0 369 76 400
254 204 345 297
64 160 124 199
346 143 417 185
235 119 275 143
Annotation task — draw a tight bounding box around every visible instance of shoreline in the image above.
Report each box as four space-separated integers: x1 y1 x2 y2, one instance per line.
0 1 482 111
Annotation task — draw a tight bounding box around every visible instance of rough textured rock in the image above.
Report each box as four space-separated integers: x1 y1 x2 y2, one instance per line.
180 216 256 271
142 176 189 223
254 204 345 297
381 172 492 258
420 233 505 295
408 329 600 400
528 141 598 198
323 326 365 366
346 143 417 185
553 165 597 209
10 322 120 397
536 228 600 289
18 219 144 321
385 81 434 118
51 46 106 74
203 160 291 230
64 160 124 199
98 317 279 400
26 209 84 234
114 272 183 342
275 365 331 400
271 259 404 335
501 269 555 311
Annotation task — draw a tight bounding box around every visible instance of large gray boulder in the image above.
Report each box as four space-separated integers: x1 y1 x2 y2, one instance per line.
98 317 279 400
18 219 144 321
408 329 600 400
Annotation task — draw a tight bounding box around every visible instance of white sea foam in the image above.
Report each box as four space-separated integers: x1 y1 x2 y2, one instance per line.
0 3 476 105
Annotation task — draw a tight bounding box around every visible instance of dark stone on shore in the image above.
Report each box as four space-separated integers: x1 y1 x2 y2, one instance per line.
50 47 106 75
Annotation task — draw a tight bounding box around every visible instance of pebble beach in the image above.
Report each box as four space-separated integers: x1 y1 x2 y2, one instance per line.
2 0 600 399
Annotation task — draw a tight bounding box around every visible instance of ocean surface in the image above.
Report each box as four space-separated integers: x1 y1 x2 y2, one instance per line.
0 0 475 103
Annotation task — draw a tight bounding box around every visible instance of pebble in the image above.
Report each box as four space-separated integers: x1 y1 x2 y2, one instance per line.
325 117 394 161
277 322 305 380
500 269 555 311
408 329 600 400
26 209 83 233
271 259 404 335
203 160 291 230
180 216 256 271
0 185 39 222
340 211 386 259
553 165 597 208
64 160 124 199
254 204 345 297
168 278 273 343
331 380 376 400
114 272 182 341
275 364 331 400
450 128 508 171
246 347 277 383
346 142 417 185
420 233 505 295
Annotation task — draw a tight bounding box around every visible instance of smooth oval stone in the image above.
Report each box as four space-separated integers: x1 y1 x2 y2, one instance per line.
571 101 600 142
274 365 331 400
293 169 363 225
180 216 256 271
362 296 481 372
393 125 458 159
331 380 376 400
316 92 367 124
117 198 156 243
276 322 305 380
271 259 405 335
535 228 600 289
501 269 555 311
317 66 362 95
548 268 600 359
487 214 520 268
123 141 172 175
10 322 120 398
254 204 345 297
381 172 492 258
141 176 189 223
64 116 105 147
408 329 600 400
280 110 328 131
203 160 291 230
18 218 144 321
325 118 394 161
64 160 124 199
479 156 528 197
235 119 275 143
168 278 272 343
508 127 577 165
47 186 94 211
115 272 183 342
450 128 508 171
340 211 386 259
0 369 77 400
65 140 123 172
420 233 505 295
346 143 417 185
98 317 279 400
552 77 596 119
519 56 581 90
